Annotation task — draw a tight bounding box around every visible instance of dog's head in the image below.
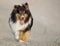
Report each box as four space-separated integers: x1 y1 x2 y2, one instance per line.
11 3 31 25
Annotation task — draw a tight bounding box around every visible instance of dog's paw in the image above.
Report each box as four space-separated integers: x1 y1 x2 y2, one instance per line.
15 36 19 40
19 40 24 43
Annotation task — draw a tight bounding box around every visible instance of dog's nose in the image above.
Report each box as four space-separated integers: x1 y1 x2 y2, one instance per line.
21 17 24 20
20 15 24 20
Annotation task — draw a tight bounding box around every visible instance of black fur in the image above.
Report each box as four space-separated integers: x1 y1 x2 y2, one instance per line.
11 9 17 23
24 12 33 32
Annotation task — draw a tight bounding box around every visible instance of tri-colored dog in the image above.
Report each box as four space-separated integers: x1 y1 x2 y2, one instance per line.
9 3 33 42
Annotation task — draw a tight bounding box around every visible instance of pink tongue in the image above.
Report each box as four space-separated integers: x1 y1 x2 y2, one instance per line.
20 20 24 24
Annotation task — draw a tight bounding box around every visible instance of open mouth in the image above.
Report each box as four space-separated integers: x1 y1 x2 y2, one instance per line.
20 20 24 25
20 15 25 25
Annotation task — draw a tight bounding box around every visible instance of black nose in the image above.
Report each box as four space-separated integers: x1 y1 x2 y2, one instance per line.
21 17 24 20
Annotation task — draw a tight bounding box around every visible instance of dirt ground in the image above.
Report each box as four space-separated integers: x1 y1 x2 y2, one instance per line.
0 0 60 46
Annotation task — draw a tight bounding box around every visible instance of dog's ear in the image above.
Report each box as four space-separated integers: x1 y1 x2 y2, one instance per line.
22 2 29 10
14 5 18 9
14 5 20 9
25 2 29 10
25 2 28 6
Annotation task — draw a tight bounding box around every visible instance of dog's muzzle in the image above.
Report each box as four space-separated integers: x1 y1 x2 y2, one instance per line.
20 15 24 25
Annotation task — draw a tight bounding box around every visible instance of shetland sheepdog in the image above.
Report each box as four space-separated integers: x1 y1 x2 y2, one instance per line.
9 2 33 42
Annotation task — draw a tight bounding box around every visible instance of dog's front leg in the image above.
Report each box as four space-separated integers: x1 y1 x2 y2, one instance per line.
15 31 19 40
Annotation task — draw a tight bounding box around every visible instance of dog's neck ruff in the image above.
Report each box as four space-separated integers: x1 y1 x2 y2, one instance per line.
9 17 31 32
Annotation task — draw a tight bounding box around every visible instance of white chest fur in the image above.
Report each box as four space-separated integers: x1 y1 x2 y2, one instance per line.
9 20 28 32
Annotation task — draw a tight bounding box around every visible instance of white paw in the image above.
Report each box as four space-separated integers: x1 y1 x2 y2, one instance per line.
15 32 19 40
19 40 24 43
15 36 19 40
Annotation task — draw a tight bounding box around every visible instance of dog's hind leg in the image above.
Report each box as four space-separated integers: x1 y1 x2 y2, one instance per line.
24 31 31 41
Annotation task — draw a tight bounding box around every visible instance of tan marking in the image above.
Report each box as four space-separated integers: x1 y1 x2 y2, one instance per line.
16 13 20 22
24 31 31 41
19 30 30 42
24 14 28 21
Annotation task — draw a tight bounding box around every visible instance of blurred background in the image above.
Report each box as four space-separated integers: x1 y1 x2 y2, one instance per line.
0 0 60 46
